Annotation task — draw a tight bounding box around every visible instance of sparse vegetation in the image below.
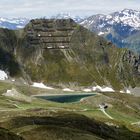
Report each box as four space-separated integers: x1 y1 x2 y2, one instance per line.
0 18 139 140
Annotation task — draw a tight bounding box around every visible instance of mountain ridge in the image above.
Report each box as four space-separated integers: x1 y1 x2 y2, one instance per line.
80 9 140 53
0 14 84 30
0 18 139 90
0 17 29 30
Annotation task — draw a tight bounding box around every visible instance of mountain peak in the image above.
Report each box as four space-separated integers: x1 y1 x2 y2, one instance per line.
81 9 140 53
121 8 139 13
51 13 84 23
119 9 140 17
81 9 140 31
51 13 71 19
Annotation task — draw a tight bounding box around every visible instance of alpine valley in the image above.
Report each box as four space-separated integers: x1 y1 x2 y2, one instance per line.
0 9 139 140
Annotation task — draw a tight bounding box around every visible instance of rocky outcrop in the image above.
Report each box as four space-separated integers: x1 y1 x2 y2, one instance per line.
25 19 77 49
123 51 140 74
0 18 139 89
3 88 32 103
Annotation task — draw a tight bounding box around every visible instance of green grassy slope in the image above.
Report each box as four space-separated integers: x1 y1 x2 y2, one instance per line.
14 19 140 89
0 81 139 139
0 19 139 89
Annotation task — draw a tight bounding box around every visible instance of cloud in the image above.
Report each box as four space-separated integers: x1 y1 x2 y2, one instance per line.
0 0 140 18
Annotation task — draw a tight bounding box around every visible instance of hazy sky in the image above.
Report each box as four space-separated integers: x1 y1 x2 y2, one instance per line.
1 0 140 18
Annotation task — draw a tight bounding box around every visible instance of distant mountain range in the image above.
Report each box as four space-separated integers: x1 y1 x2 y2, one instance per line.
50 13 84 23
80 9 140 53
1 9 140 53
0 14 84 30
0 17 29 30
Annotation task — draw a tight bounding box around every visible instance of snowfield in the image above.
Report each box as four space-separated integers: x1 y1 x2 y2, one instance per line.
82 86 115 93
0 70 8 80
92 86 115 92
120 89 131 94
63 88 74 92
32 82 54 89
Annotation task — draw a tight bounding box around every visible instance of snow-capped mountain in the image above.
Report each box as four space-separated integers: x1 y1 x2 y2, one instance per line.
111 9 140 29
80 9 140 53
0 14 84 30
51 13 84 23
0 17 29 30
81 9 140 33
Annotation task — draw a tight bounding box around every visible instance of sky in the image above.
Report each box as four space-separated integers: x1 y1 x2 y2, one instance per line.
1 0 140 18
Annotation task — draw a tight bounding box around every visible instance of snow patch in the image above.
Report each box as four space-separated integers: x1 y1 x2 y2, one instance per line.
83 89 92 92
120 89 131 94
98 32 104 36
101 87 115 92
47 46 53 49
92 86 115 92
32 82 54 89
106 15 112 19
126 89 131 94
63 88 74 92
120 90 125 93
82 86 114 93
59 46 65 49
0 70 8 80
16 25 24 28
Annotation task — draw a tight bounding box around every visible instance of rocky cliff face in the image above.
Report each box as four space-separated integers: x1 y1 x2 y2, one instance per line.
0 18 139 89
25 19 76 48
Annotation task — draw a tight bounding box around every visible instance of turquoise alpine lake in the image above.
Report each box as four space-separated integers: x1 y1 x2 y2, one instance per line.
36 93 95 103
